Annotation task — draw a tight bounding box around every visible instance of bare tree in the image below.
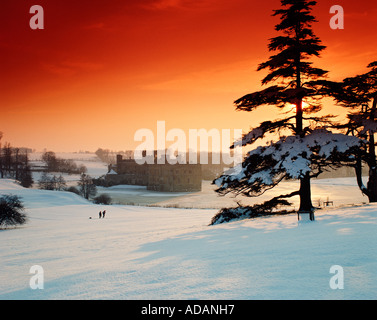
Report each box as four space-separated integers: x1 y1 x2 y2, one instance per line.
78 174 97 200
56 175 67 191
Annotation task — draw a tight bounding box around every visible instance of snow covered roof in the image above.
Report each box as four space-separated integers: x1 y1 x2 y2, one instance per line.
107 169 118 175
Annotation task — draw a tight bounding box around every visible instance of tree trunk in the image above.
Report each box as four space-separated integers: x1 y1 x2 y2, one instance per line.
296 99 303 135
367 170 377 202
298 172 314 219
295 16 314 219
366 96 377 202
355 156 370 198
296 97 314 217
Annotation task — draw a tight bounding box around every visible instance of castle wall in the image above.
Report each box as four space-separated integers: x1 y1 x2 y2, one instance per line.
105 155 202 192
147 163 202 192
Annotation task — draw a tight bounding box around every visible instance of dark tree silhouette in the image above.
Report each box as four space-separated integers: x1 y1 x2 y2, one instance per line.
19 164 34 188
0 131 3 178
0 135 34 187
78 173 97 200
212 0 363 223
93 194 112 205
0 195 28 228
330 61 377 201
42 151 59 172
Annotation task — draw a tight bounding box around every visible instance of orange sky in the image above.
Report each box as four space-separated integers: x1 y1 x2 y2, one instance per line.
2 0 377 152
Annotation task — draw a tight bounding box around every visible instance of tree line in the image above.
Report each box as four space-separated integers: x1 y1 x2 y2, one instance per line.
95 148 133 164
38 172 111 205
0 132 33 188
41 151 87 174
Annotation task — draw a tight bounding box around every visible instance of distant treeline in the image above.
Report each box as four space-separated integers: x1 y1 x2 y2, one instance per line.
95 148 133 164
0 132 33 188
41 151 87 174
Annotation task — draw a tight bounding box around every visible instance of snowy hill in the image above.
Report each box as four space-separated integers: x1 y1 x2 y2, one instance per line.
0 179 376 299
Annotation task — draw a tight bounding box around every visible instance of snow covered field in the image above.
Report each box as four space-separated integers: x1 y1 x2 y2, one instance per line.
0 178 376 300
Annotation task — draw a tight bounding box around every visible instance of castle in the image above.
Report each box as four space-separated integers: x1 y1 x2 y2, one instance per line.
105 154 203 192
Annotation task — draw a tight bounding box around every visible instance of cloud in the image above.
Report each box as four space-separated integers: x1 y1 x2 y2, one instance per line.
141 0 218 11
83 22 107 30
139 58 260 93
149 0 183 10
82 22 117 32
42 60 103 77
344 8 377 21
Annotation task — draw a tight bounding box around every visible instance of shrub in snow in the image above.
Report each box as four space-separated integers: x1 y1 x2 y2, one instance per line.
93 194 112 205
0 195 27 228
66 186 80 195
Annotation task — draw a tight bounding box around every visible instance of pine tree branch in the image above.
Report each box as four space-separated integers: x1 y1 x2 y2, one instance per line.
231 116 296 148
235 86 312 111
266 190 300 202
302 114 336 123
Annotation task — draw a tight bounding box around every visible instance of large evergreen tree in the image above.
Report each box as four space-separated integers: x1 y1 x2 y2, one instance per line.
242 0 329 213
330 61 377 201
212 0 362 222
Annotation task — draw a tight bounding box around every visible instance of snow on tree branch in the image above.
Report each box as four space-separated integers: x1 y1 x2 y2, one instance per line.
215 129 363 197
347 114 377 135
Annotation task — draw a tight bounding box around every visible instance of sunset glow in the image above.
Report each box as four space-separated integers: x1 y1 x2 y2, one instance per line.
285 102 310 113
2 0 377 152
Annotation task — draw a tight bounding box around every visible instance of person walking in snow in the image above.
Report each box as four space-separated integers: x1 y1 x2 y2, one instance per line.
102 210 106 218
99 211 102 219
